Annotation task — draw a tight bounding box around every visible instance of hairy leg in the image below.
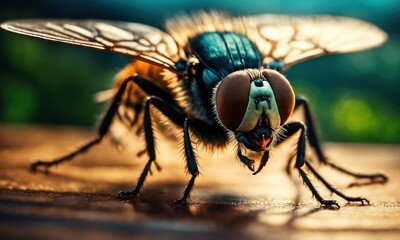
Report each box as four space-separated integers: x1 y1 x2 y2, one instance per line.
31 76 135 171
277 121 371 208
294 96 388 186
172 118 200 206
30 75 174 172
117 97 200 205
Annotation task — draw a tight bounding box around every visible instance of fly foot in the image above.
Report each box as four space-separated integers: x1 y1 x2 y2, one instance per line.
171 198 187 206
116 190 139 201
321 199 340 209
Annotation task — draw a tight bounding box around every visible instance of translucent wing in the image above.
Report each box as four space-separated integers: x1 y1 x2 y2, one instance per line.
1 19 181 72
247 14 387 70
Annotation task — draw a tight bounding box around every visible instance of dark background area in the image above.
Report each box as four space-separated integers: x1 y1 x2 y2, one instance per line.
1 0 399 143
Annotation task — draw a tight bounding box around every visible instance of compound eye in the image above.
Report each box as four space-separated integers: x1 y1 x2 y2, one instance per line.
262 69 295 125
215 71 251 131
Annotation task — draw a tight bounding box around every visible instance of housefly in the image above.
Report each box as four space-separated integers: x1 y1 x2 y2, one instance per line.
1 11 388 207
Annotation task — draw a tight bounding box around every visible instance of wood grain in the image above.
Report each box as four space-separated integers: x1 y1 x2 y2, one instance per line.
0 125 399 240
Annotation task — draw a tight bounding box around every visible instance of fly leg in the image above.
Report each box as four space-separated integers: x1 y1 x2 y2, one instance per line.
305 161 369 205
295 96 388 186
253 151 270 175
279 122 339 208
237 149 255 172
117 96 163 200
30 76 136 172
31 75 174 172
172 118 199 206
117 97 200 205
115 83 143 130
280 121 371 208
235 136 269 173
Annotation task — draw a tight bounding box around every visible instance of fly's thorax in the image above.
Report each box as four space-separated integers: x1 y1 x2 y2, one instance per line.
214 69 295 133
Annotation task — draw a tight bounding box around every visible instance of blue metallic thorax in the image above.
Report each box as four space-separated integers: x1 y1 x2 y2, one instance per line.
180 32 262 127
189 32 262 89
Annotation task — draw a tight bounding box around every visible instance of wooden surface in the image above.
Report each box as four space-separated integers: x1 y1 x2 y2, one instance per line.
0 125 399 240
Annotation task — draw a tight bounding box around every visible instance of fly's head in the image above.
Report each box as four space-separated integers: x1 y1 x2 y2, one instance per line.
214 69 295 152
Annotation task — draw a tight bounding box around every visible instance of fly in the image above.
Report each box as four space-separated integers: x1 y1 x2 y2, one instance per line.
1 11 388 208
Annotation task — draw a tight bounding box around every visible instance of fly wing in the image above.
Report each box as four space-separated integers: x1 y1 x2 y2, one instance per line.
246 14 387 70
1 19 181 72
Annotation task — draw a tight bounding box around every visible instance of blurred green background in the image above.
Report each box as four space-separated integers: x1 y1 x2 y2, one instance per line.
0 0 399 143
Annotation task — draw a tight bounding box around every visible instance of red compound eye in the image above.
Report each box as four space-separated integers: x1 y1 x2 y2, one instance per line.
262 69 295 125
215 71 251 131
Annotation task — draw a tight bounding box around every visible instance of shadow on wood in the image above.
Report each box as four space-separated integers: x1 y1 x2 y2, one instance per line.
0 125 399 240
